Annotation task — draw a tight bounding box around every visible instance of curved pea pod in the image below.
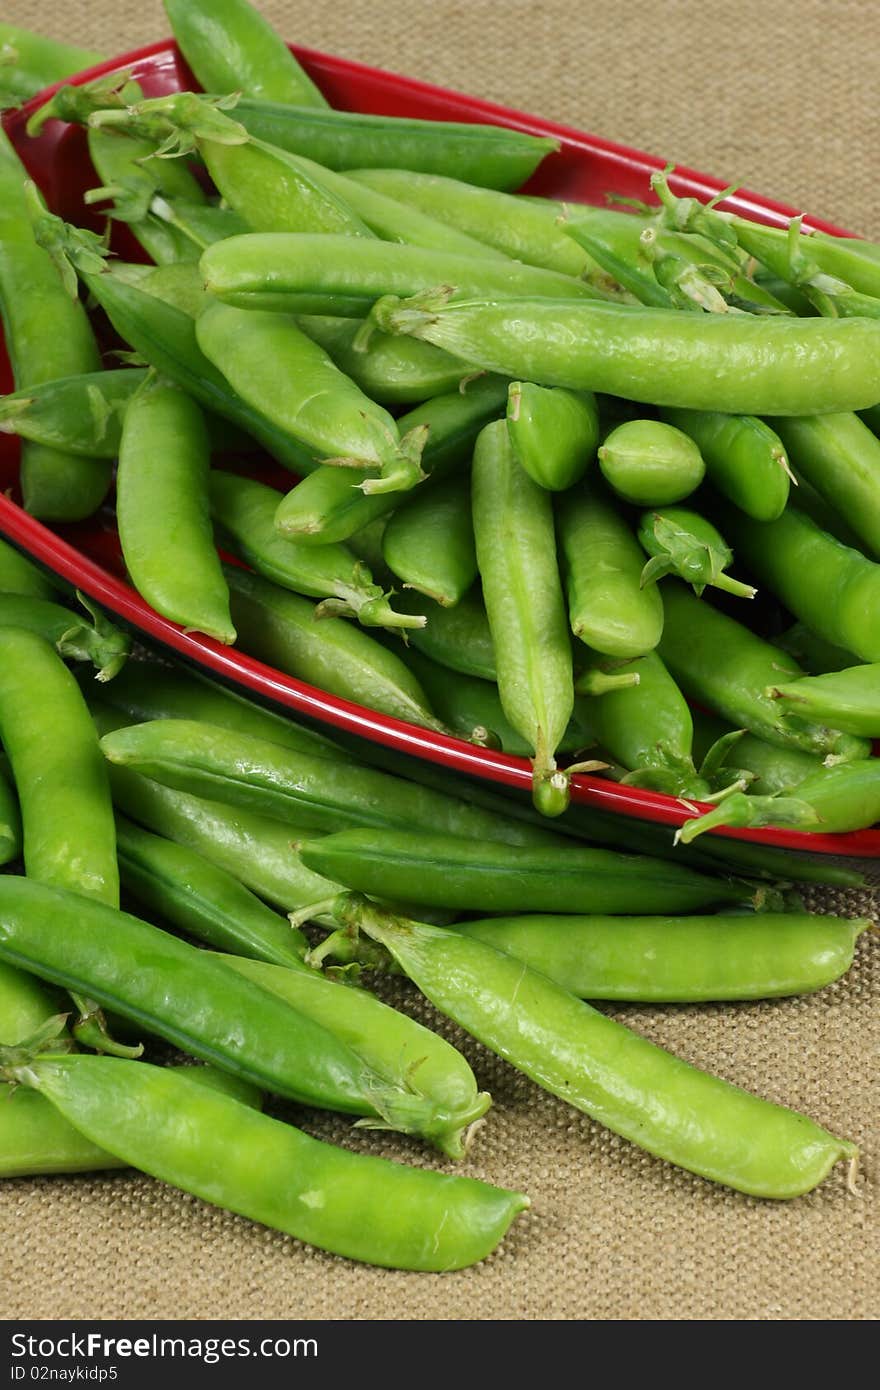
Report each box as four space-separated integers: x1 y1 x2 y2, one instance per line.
297 315 475 405
0 369 149 456
0 876 458 1144
660 408 791 521
200 233 603 317
598 418 705 506
274 374 509 543
637 507 756 599
455 912 870 1002
690 711 825 798
657 581 869 761
0 141 107 522
374 291 880 414
100 718 556 849
382 473 477 607
0 1060 261 1179
163 0 328 106
4 1055 527 1270
218 563 454 732
772 412 880 560
0 537 56 601
557 476 664 660
506 382 598 491
221 955 489 1158
767 664 880 737
234 97 557 191
299 829 760 915
208 471 421 632
117 378 235 645
0 592 130 682
329 896 856 1198
90 660 345 763
472 420 576 814
575 650 711 799
196 300 425 490
346 168 594 278
678 756 880 839
722 506 880 664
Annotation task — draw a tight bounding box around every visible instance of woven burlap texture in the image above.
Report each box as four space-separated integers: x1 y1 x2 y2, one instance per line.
2 0 878 1322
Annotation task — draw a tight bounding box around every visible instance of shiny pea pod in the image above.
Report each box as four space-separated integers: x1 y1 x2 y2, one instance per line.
677 758 880 839
117 378 235 645
0 876 447 1142
637 507 756 599
4 1056 527 1270
0 369 148 456
506 382 598 492
775 622 858 677
772 412 880 560
296 315 474 405
657 580 870 761
223 563 448 733
382 473 477 607
332 897 855 1199
0 760 21 867
100 718 557 849
163 0 328 106
455 912 869 1002
660 408 791 521
690 711 824 798
0 592 130 682
274 375 509 542
395 585 497 680
299 829 758 914
557 476 664 659
0 537 56 600
472 420 575 814
598 418 705 506
208 471 421 631
768 664 880 738
196 300 424 489
721 506 880 664
0 24 102 105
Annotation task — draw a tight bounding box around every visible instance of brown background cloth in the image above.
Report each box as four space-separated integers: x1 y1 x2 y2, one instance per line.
1 0 878 1322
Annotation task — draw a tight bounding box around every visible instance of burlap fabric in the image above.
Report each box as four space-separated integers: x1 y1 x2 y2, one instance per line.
1 0 878 1322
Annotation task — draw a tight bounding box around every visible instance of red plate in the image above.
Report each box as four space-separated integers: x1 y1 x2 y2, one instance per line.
1 38 877 879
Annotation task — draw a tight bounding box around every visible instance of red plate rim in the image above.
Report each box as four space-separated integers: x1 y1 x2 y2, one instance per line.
1 37 877 862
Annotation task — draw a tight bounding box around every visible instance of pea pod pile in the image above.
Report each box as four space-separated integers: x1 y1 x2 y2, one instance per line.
0 0 875 1272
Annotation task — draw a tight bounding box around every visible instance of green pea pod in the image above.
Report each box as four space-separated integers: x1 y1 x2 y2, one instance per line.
396 585 497 681
0 368 149 456
455 912 870 1002
721 505 880 664
382 473 477 607
0 138 108 521
5 1055 527 1269
223 563 452 733
146 195 250 254
776 622 858 676
115 813 309 970
557 476 664 659
0 1060 261 1179
637 507 757 599
163 0 328 106
575 650 710 799
299 829 759 915
598 418 705 506
0 761 22 867
234 97 557 191
506 382 598 491
0 23 102 105
100 718 557 848
274 374 509 542
472 420 575 814
660 408 791 521
657 580 870 761
329 897 855 1198
677 754 880 838
297 315 474 404
89 659 345 763
117 377 235 644
0 537 57 600
372 291 880 414
690 710 824 797
209 471 421 632
345 168 595 277
0 958 60 1046
767 664 880 737
772 412 880 560
0 592 129 682
200 232 603 316
196 300 424 488
109 260 211 320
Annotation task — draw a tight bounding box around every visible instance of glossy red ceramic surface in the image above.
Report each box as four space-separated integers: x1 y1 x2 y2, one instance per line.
1 38 877 868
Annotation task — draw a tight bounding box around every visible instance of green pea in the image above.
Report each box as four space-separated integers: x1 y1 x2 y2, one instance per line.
599 418 705 506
